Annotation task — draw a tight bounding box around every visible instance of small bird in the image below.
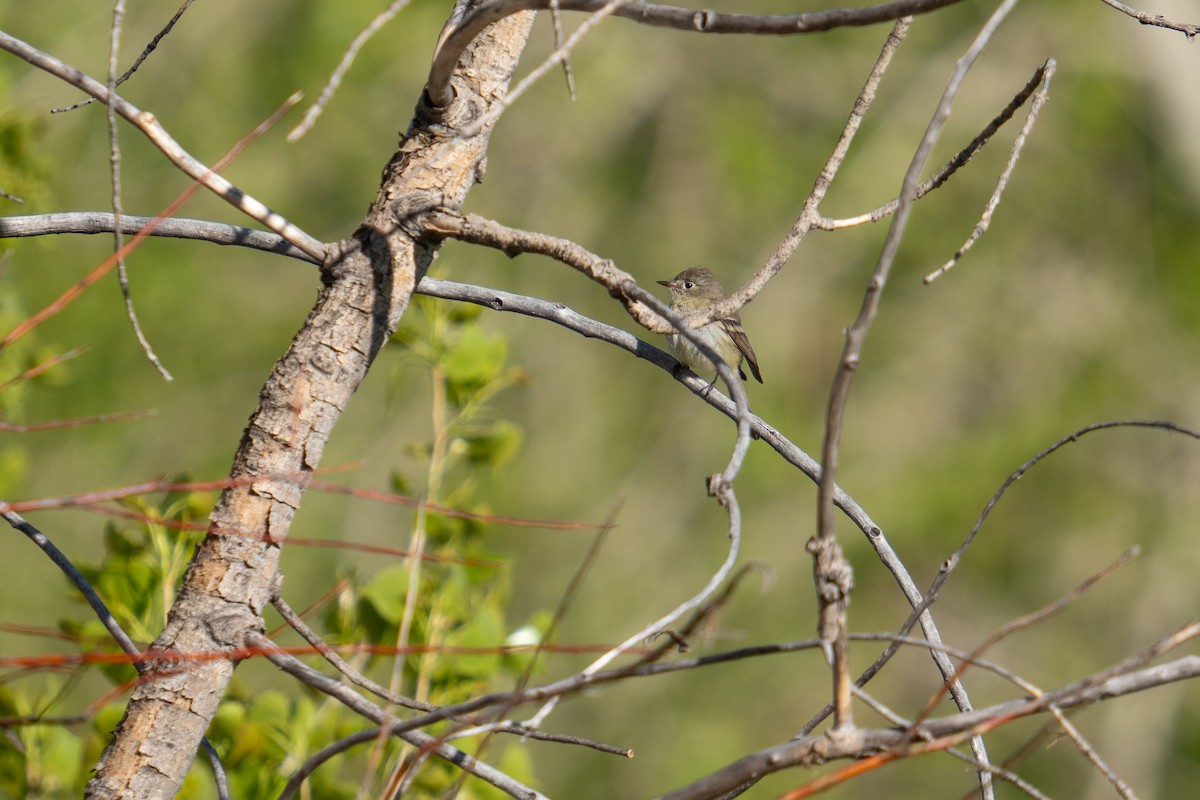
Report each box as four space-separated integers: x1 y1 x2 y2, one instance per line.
656 267 762 385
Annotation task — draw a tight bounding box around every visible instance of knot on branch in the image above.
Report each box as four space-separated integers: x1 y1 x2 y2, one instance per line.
806 535 855 603
419 81 457 118
651 629 690 653
811 726 864 763
319 238 362 286
390 191 446 244
611 276 638 302
417 75 489 133
706 473 732 508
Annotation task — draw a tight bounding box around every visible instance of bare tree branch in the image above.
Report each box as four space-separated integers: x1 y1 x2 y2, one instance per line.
933 420 1200 607
818 57 1054 231
426 0 970 108
53 0 200 113
0 212 315 261
925 59 1057 282
270 591 433 712
1099 0 1200 36
0 31 326 261
105 0 173 380
425 209 670 332
287 0 415 142
2 504 145 667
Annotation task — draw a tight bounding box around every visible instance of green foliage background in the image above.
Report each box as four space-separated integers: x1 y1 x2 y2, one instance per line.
0 0 1198 797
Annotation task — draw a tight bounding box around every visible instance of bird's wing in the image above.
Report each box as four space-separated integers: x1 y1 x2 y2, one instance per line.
721 316 763 383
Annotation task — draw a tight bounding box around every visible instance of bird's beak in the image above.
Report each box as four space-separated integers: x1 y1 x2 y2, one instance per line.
656 280 673 288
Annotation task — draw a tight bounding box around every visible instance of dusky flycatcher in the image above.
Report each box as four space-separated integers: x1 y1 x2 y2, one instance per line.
656 267 762 385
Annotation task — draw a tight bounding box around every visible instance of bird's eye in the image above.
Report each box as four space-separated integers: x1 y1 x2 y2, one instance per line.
683 281 694 289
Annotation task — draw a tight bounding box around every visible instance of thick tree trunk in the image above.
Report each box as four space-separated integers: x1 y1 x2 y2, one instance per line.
85 8 536 797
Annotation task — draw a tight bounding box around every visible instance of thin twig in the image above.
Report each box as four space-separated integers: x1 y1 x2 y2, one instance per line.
804 16 918 740
818 58 1054 231
724 17 913 331
1048 706 1139 800
549 0 577 99
0 345 88 394
928 420 1200 615
288 0 415 142
0 409 155 432
270 592 432 712
1099 0 1200 37
53 0 200 113
0 93 305 353
519 502 620 685
1 504 144 665
453 0 629 140
106 0 172 380
925 58 1056 283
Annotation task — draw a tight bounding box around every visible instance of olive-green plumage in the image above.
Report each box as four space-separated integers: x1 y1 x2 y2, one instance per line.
656 267 762 384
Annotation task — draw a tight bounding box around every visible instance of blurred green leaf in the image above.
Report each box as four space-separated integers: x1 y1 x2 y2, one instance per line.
443 324 507 389
359 564 412 627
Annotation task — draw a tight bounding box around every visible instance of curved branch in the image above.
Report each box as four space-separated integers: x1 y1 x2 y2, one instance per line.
426 0 969 107
1 505 146 665
927 420 1200 607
